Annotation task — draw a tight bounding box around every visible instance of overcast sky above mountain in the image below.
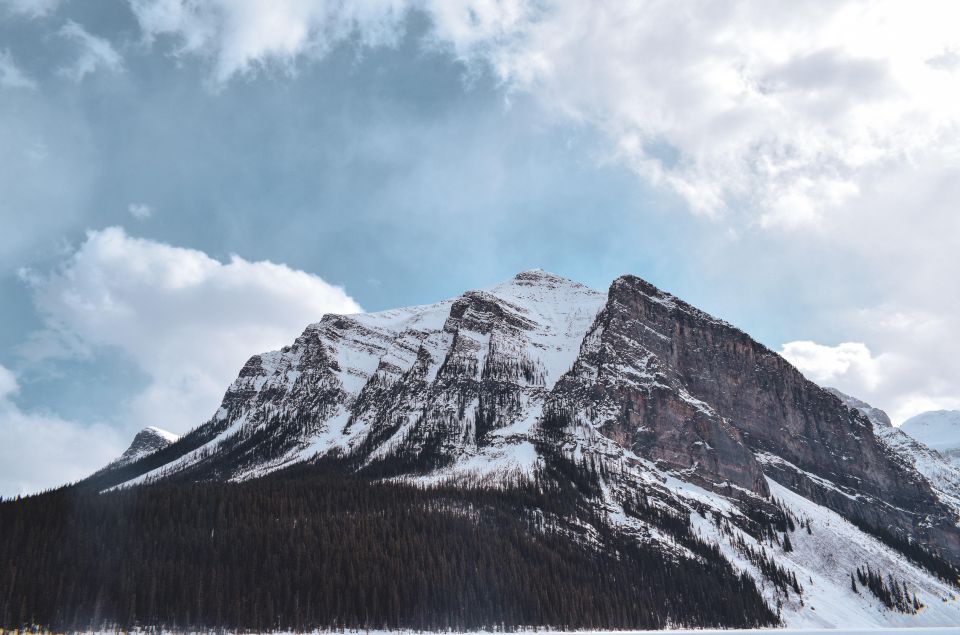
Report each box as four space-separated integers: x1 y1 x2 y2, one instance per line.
1 0 959 495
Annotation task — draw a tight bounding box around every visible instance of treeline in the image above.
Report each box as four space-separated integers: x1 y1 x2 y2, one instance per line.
853 565 922 613
730 534 803 597
0 469 777 633
849 514 960 584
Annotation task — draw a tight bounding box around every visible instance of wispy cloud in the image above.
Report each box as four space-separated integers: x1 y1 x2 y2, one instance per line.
0 49 36 89
128 203 152 220
58 20 123 82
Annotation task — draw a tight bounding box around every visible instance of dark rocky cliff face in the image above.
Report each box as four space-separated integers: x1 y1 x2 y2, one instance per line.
594 275 959 562
551 279 768 496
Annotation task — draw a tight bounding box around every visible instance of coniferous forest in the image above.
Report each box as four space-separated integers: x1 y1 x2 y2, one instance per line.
0 463 778 632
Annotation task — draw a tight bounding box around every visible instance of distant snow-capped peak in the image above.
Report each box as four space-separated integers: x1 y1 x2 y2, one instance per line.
901 410 960 457
111 426 180 468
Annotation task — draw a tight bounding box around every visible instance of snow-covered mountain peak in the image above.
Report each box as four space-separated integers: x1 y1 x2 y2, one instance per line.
144 426 180 443
902 410 960 453
110 426 180 468
902 410 960 471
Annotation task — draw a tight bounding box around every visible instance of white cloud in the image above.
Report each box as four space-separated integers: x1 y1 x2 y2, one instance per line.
21 226 363 434
0 364 17 398
799 157 960 424
0 49 36 89
927 48 960 72
58 20 123 82
0 363 127 497
781 299 960 424
780 340 884 393
127 1 960 228
128 202 152 220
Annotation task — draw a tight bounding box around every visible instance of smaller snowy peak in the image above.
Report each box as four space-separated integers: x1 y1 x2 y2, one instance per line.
144 426 179 443
826 387 892 428
112 426 180 467
902 410 960 455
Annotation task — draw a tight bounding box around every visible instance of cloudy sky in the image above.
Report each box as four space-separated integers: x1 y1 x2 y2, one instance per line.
1 0 959 495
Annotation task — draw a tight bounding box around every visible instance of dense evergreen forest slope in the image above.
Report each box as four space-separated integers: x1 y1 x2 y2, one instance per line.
2 270 960 630
0 466 774 631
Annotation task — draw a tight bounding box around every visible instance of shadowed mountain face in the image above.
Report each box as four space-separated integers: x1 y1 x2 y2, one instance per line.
83 270 960 569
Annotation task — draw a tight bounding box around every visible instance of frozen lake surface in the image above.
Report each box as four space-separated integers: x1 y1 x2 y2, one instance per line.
339 630 960 635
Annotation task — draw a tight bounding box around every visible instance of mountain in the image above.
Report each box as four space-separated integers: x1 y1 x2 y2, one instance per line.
903 410 960 466
825 388 892 429
109 426 179 468
3 270 960 631
827 388 960 517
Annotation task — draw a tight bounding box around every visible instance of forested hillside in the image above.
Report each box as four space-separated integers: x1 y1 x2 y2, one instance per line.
0 465 775 632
